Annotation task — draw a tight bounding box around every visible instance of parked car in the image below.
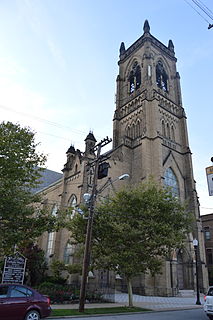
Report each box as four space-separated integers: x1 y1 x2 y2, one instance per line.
0 283 51 320
204 286 213 319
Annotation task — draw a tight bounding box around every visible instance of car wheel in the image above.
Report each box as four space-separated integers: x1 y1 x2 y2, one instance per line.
208 315 213 320
24 310 40 320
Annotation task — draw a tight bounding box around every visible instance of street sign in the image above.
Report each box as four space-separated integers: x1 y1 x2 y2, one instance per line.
2 252 26 284
206 166 213 196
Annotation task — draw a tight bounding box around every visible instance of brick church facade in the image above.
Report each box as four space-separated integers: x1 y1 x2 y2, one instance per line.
38 20 208 296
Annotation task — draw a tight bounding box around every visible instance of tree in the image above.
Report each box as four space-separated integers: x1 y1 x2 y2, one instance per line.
0 121 57 254
20 241 48 286
68 179 192 307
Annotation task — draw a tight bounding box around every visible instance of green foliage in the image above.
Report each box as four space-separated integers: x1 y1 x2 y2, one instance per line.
50 259 82 281
50 260 67 280
37 283 79 303
66 263 82 275
37 283 102 304
69 179 192 280
0 121 58 254
19 241 48 286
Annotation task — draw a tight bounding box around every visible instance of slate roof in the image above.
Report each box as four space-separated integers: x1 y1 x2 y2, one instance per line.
32 168 63 194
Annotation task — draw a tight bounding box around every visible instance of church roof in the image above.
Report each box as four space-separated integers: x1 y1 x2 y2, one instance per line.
32 168 63 194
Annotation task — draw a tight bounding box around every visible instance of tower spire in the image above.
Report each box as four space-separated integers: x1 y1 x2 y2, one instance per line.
143 20 150 34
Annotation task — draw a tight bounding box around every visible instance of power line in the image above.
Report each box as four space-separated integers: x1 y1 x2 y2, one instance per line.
1 104 105 143
184 0 213 29
198 0 213 15
0 104 89 136
192 0 213 21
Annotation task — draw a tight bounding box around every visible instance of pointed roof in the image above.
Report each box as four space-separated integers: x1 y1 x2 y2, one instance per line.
118 20 176 64
66 145 75 154
84 132 96 142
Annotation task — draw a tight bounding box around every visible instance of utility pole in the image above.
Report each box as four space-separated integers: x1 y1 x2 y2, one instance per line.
193 239 201 305
79 137 112 312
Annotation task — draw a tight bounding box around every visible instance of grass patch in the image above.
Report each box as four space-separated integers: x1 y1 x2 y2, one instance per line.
51 306 148 316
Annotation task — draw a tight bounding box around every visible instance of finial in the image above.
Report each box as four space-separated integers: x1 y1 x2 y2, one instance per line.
143 20 150 33
119 42 126 55
168 39 174 53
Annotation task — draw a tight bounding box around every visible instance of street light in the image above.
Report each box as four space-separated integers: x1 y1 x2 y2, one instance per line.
193 238 201 305
78 172 129 312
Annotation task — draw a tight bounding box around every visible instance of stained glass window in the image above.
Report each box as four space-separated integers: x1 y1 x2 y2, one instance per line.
164 168 179 197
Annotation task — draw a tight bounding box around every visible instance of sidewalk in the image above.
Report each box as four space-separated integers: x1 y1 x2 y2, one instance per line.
51 292 204 312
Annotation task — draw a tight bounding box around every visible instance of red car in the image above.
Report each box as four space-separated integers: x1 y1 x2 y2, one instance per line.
0 284 51 320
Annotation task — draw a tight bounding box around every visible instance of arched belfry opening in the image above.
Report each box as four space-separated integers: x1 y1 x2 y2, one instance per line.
156 60 168 92
128 61 141 94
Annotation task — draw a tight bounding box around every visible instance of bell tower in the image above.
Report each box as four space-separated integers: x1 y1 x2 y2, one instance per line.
112 20 208 295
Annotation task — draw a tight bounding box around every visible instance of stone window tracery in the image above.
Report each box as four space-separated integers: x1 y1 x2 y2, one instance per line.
171 126 175 141
136 120 141 137
69 194 77 219
162 120 166 136
164 167 179 198
46 203 58 260
156 61 168 92
167 123 170 139
128 62 141 94
126 119 142 140
127 125 131 138
63 242 75 264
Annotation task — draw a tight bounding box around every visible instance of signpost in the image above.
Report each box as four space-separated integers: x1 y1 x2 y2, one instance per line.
206 166 213 196
2 252 26 284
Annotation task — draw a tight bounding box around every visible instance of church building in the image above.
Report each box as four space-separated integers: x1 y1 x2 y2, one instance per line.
38 20 208 296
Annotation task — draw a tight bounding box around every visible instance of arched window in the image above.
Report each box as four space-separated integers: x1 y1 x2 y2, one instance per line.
132 123 136 139
135 65 141 89
51 203 58 216
127 125 131 138
136 119 141 137
69 194 77 219
156 61 168 92
171 126 175 141
128 61 141 94
164 168 179 197
167 123 170 139
162 120 166 136
46 232 55 260
63 242 75 264
46 203 58 260
129 71 135 93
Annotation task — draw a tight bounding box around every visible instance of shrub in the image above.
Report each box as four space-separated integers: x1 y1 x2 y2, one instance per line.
37 283 103 304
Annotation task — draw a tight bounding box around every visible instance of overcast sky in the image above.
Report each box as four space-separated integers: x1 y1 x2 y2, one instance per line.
0 0 212 215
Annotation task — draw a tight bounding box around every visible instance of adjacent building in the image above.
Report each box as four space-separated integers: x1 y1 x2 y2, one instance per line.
201 213 213 285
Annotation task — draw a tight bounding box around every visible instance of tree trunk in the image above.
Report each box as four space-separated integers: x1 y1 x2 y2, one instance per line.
127 277 133 307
